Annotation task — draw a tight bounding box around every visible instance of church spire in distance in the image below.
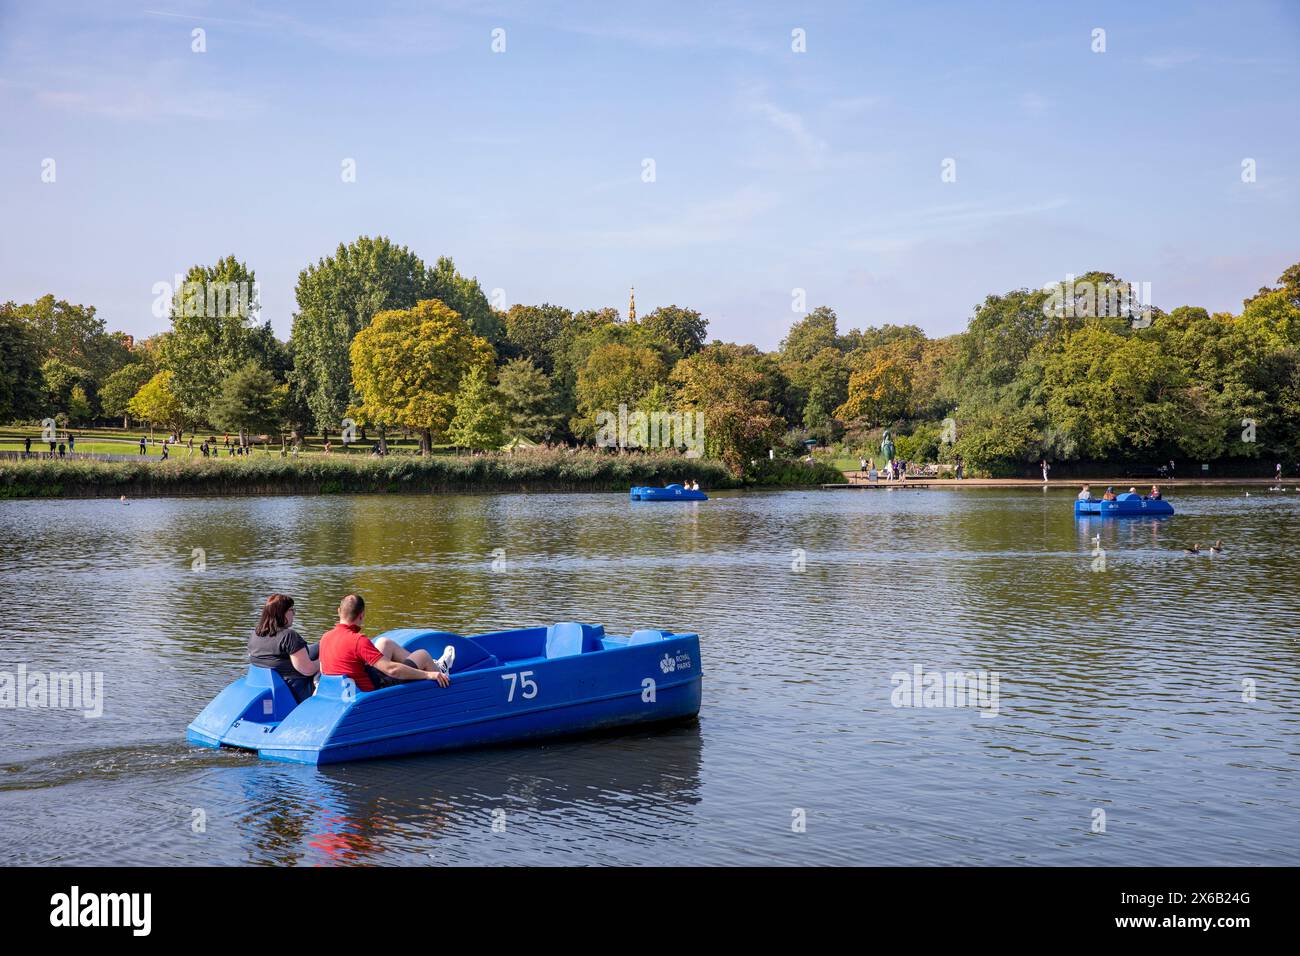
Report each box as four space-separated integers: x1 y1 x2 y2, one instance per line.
628 285 636 322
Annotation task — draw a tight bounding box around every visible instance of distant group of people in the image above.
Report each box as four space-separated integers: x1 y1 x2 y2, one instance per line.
681 479 702 491
249 593 454 704
16 433 75 459
859 457 910 481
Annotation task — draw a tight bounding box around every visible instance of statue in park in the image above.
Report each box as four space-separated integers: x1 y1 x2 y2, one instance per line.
880 430 895 463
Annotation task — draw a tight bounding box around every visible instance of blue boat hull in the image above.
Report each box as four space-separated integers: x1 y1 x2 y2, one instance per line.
1074 496 1174 517
631 484 708 501
187 624 702 765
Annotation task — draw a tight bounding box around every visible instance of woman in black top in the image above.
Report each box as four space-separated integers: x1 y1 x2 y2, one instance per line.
247 594 319 703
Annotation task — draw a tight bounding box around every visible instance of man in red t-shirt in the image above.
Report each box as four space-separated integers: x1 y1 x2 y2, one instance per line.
319 594 452 692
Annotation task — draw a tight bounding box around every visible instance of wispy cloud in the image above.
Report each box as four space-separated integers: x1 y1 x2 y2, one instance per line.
1142 51 1200 70
843 196 1071 255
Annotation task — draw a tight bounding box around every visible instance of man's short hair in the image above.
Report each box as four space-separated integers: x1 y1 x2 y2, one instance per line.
339 593 365 622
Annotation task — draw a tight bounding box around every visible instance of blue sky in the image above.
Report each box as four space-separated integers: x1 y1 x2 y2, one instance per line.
2 0 1297 348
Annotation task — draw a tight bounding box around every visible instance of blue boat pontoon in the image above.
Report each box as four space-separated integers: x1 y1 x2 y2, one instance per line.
187 623 702 765
630 484 708 501
1074 492 1174 517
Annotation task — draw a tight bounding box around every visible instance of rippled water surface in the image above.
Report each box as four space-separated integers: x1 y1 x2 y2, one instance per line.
1 487 1297 865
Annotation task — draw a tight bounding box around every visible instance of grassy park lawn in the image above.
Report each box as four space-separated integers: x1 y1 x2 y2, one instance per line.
0 425 435 458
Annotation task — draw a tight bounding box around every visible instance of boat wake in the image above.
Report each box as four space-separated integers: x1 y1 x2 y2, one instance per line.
0 741 248 793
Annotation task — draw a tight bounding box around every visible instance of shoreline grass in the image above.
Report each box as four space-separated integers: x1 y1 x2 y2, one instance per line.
0 449 841 499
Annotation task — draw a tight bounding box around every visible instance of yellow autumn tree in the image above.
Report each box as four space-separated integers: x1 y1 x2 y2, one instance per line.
126 369 186 431
349 299 495 453
835 345 914 424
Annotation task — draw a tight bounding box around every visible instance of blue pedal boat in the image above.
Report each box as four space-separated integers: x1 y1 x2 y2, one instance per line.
1074 492 1174 517
187 623 701 765
630 484 708 501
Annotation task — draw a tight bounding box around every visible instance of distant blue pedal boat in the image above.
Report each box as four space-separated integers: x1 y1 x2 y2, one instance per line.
1074 492 1174 517
187 623 702 765
630 484 708 501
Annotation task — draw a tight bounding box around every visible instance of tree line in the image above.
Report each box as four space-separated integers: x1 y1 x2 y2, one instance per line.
2 236 1297 475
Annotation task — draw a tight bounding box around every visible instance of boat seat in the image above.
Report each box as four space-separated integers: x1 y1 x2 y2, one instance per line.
245 665 299 721
629 629 670 645
545 622 605 658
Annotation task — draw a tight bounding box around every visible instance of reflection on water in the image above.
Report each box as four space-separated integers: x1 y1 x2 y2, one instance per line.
0 488 1297 865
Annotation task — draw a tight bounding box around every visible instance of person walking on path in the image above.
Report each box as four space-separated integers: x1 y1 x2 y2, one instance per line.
139 436 147 455
23 436 31 457
1041 459 1050 482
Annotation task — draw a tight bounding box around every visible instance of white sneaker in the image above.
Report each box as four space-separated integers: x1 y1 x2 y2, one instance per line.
436 645 455 675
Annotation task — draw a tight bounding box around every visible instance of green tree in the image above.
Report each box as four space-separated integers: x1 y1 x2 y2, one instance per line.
1040 327 1195 460
640 305 708 358
159 256 275 426
502 303 574 373
0 307 44 423
6 294 131 386
779 306 842 363
100 361 156 427
497 357 563 441
210 360 283 440
447 364 508 450
425 256 502 344
127 370 185 432
671 344 786 474
573 342 668 439
291 236 432 435
40 358 93 417
349 299 495 453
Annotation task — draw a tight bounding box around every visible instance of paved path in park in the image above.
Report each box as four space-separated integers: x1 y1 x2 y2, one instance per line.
834 473 1298 488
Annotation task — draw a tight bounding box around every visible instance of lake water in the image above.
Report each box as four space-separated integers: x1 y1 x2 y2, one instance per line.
1 487 1297 865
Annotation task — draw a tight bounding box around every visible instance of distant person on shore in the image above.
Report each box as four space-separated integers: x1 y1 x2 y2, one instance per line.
1078 484 1093 501
57 442 65 458
138 436 146 455
319 594 452 692
160 443 169 461
187 437 194 458
1276 463 1283 482
248 594 320 704
954 455 964 480
49 438 56 454
68 433 75 453
1041 459 1050 482
24 436 31 456
868 464 878 482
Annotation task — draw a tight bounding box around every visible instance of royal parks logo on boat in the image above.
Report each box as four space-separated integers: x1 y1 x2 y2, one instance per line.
660 650 693 674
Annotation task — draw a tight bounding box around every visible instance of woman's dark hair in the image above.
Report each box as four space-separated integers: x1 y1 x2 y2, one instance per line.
255 594 295 636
